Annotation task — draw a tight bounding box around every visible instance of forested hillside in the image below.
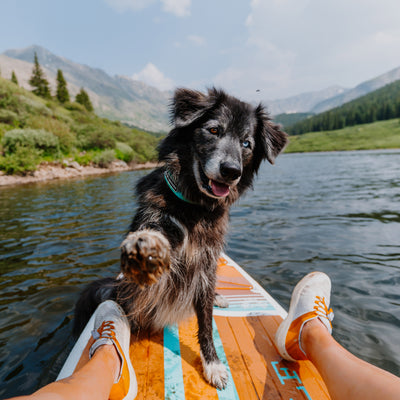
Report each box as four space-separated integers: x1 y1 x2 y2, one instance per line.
273 112 314 128
286 80 400 135
0 75 159 175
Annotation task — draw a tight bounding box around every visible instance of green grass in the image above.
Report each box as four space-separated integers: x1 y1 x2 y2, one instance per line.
0 76 160 174
286 119 400 153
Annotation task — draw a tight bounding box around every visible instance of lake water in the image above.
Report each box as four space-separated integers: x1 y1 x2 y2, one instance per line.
1 150 400 398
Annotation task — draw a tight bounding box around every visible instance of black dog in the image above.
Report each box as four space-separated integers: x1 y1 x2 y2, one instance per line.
74 88 288 389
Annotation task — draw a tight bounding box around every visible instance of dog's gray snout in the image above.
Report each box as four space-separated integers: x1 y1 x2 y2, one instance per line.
220 162 242 181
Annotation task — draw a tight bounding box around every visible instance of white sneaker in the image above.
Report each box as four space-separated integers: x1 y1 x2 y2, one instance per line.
90 300 137 400
275 272 334 361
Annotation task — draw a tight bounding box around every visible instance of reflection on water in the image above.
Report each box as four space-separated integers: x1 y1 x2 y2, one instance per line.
1 150 400 397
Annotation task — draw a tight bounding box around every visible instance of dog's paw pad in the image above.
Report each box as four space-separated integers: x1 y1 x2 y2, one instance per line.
120 230 170 285
214 293 229 308
203 361 228 390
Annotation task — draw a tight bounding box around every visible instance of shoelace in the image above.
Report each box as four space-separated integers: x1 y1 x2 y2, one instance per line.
314 296 334 326
92 320 116 340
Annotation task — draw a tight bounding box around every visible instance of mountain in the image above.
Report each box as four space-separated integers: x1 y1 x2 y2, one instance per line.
1 45 170 132
266 85 348 116
311 66 400 114
266 66 400 117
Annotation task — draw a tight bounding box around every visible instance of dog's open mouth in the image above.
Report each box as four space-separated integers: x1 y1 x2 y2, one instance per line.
199 163 230 198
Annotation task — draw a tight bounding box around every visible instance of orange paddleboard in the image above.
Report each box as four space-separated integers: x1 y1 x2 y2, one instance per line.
58 254 331 399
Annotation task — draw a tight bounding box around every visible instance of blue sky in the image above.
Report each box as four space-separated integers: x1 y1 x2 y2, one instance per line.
1 0 400 101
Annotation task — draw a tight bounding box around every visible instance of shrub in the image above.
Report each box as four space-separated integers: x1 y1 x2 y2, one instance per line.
64 101 86 112
0 123 17 142
0 89 20 113
0 109 19 125
2 128 60 155
93 149 115 168
115 142 134 163
127 133 158 163
0 144 42 175
77 126 116 150
18 95 52 116
73 150 99 166
27 116 75 153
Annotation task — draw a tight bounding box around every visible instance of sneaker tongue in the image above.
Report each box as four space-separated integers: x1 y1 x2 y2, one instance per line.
211 180 230 197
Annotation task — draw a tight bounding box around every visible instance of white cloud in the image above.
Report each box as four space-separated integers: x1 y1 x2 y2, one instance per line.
187 35 206 46
105 0 191 17
161 0 190 17
132 63 174 91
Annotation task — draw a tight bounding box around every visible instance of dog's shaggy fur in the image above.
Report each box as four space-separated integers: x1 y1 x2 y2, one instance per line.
74 88 288 389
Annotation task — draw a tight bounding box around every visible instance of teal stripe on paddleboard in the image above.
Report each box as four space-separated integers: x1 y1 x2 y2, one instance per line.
164 324 185 399
212 318 240 400
215 301 275 313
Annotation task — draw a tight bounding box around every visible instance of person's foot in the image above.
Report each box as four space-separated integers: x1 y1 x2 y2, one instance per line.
90 300 137 400
275 271 334 361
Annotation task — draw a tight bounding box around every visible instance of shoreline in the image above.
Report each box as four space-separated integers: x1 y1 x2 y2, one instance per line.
0 161 159 187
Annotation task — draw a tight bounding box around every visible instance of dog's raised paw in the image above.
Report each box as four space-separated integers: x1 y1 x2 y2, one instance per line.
120 230 170 286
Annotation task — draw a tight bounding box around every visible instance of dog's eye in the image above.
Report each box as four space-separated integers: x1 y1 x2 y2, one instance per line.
242 140 251 148
209 127 219 135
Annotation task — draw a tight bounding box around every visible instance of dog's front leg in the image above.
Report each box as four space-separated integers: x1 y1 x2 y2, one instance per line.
195 292 228 390
120 229 171 286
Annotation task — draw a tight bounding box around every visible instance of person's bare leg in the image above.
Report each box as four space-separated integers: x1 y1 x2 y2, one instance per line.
275 272 400 400
11 344 120 400
302 318 400 400
10 300 137 400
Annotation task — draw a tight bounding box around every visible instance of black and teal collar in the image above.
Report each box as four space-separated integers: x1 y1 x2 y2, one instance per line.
164 170 197 205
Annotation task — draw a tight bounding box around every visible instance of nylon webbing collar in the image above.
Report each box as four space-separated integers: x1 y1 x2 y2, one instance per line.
164 170 198 205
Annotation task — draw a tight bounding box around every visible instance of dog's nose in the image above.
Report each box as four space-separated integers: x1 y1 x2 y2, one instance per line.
220 162 242 181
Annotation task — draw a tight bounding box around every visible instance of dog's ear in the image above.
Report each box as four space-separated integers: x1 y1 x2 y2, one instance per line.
171 87 226 128
171 88 209 127
254 104 288 168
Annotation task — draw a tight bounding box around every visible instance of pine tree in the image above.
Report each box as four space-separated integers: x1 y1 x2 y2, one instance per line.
56 69 70 103
11 71 19 85
29 52 51 98
75 88 94 112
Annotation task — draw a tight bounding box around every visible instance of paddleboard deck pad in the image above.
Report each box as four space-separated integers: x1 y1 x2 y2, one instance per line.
58 254 330 399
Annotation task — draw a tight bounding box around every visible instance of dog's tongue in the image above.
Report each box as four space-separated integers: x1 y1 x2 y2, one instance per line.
211 180 230 197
